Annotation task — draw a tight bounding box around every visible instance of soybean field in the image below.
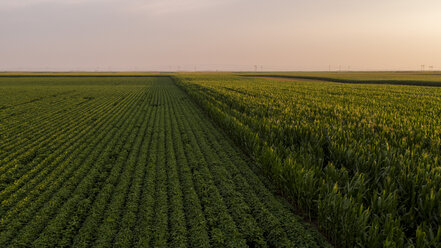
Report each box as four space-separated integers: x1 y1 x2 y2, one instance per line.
176 73 441 248
0 76 329 247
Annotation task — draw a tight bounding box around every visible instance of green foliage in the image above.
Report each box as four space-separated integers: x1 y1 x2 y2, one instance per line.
0 76 329 247
175 73 441 247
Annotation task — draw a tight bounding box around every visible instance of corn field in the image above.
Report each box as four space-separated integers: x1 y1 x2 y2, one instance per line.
175 73 441 247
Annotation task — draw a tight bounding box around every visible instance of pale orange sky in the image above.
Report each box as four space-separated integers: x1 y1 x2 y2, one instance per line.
1 0 440 71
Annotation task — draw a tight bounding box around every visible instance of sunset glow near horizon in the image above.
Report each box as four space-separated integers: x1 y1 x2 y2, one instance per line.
1 0 440 71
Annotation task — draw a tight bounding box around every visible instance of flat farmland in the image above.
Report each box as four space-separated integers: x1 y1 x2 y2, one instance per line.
243 71 441 87
0 76 329 247
176 73 441 247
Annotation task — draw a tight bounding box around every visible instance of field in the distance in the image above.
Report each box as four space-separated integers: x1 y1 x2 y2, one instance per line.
0 76 329 247
243 71 441 87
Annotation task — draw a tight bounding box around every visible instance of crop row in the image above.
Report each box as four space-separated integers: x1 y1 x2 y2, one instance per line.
163 81 329 247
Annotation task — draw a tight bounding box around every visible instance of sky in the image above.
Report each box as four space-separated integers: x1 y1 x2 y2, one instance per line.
1 0 441 71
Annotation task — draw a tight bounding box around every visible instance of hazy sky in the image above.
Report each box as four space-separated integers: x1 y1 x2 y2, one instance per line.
1 0 441 71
